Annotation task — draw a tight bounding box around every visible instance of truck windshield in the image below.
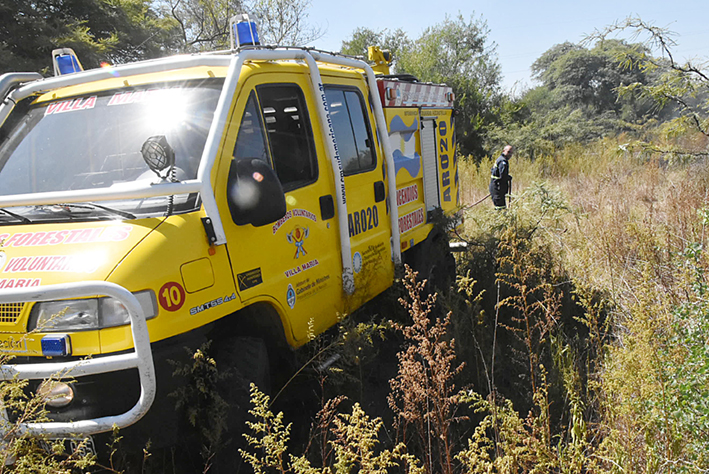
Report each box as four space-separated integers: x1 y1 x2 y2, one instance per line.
0 79 223 220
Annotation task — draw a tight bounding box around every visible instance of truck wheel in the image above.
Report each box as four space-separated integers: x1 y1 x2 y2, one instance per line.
216 335 270 409
213 336 270 470
408 236 456 294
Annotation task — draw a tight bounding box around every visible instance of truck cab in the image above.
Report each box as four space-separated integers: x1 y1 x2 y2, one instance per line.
0 24 459 449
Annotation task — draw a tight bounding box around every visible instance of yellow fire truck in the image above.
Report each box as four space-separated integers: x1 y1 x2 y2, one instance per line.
0 17 459 451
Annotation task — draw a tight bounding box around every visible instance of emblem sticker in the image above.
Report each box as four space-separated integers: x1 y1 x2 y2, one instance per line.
237 268 263 291
353 252 362 274
286 226 309 259
286 284 296 309
158 282 186 312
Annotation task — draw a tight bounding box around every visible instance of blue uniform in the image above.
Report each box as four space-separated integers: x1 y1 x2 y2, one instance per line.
489 153 511 208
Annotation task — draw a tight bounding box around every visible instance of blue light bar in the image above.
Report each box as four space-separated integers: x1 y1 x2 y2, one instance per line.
52 48 84 76
41 334 72 357
56 55 82 75
235 20 260 46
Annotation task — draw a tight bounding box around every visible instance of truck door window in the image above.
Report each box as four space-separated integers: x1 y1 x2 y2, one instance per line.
324 87 376 175
233 92 270 164
256 84 317 190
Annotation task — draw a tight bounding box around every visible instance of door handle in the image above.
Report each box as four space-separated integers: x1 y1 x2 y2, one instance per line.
374 181 386 203
319 195 335 220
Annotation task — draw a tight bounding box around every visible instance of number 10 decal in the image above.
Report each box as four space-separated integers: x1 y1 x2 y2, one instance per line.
159 281 186 312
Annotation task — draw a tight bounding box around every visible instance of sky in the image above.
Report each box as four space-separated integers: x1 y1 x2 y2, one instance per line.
304 0 709 93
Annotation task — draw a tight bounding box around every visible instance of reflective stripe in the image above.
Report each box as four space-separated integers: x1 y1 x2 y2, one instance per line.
491 175 501 180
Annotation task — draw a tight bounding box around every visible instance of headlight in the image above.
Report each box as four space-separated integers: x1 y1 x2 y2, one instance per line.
29 290 157 332
37 380 74 408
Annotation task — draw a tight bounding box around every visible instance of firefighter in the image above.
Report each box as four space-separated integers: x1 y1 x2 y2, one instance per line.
489 145 513 209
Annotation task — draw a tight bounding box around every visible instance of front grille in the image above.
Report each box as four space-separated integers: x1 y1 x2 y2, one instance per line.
0 303 25 324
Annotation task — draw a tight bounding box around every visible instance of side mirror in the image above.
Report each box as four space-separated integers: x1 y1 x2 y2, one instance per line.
227 159 287 227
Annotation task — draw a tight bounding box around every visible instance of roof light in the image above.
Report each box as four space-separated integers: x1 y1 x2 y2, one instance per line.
230 14 260 49
52 48 83 76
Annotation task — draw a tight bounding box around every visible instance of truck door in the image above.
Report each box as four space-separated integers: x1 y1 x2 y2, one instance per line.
323 83 394 306
216 74 342 345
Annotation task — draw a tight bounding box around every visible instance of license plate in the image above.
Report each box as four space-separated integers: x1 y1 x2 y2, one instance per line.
67 437 96 457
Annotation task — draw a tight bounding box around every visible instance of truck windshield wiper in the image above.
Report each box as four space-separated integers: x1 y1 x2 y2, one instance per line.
0 207 32 224
55 203 136 220
85 202 136 220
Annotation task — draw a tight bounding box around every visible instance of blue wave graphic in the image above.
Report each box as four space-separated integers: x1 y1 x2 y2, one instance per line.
393 149 421 177
389 115 419 133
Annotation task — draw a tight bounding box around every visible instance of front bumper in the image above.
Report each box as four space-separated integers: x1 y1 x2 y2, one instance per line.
0 281 156 437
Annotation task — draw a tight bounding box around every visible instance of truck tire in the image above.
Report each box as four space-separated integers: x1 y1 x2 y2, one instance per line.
215 335 270 410
407 235 456 293
213 336 270 471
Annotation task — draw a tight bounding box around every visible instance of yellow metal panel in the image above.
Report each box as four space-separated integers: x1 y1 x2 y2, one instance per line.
318 75 395 314
214 70 345 346
181 258 215 293
427 109 458 213
100 211 239 353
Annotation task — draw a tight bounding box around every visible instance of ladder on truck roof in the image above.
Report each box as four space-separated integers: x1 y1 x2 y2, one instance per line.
0 47 402 296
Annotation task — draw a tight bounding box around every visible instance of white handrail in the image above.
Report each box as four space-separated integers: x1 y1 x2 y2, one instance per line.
224 49 354 294
0 55 236 245
0 282 155 436
0 47 398 295
310 52 402 265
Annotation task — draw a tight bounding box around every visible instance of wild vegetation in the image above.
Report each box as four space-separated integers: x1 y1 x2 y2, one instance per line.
228 132 709 474
229 22 709 474
1 2 708 471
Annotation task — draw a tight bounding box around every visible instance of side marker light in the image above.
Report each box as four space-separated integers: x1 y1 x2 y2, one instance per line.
41 334 72 357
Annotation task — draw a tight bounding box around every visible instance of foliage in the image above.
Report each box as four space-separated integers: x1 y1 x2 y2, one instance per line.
388 265 465 474
240 383 423 474
488 38 663 158
459 132 709 471
0 0 176 73
1 0 324 72
169 342 230 468
341 14 502 158
339 27 411 59
496 223 562 395
588 17 709 159
0 360 98 472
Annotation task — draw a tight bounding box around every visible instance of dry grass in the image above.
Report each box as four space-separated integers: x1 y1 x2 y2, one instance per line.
458 133 709 472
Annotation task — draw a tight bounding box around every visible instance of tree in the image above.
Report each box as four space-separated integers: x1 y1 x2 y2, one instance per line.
488 37 664 157
340 27 410 59
396 14 502 158
589 17 709 157
340 14 502 158
156 0 244 51
250 0 322 46
530 39 653 120
157 0 323 51
0 0 177 74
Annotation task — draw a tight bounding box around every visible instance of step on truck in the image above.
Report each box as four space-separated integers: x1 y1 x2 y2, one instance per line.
0 15 460 453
